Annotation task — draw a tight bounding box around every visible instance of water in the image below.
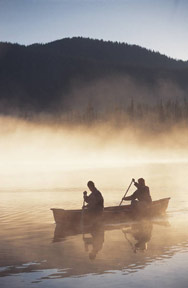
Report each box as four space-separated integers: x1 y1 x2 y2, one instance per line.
0 163 188 288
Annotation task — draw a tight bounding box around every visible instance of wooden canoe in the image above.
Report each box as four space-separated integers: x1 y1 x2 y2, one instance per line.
51 197 170 226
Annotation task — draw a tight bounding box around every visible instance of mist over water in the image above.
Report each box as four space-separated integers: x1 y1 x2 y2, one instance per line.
0 115 188 190
0 115 188 288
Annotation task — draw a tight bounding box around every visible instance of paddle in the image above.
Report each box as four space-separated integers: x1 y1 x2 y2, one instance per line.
119 178 134 206
81 191 87 232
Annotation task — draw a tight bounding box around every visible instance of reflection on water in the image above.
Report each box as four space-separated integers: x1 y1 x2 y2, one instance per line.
122 221 153 252
53 219 168 258
83 223 105 260
1 217 188 285
0 163 188 288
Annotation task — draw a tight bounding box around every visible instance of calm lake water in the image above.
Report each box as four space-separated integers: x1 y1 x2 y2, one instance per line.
0 163 188 288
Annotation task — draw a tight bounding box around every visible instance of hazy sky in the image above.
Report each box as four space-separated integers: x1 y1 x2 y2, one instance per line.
0 0 187 60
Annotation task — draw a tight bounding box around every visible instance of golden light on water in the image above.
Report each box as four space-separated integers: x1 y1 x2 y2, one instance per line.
0 119 188 288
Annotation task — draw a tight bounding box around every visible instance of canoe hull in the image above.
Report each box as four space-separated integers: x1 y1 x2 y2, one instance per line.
51 197 170 226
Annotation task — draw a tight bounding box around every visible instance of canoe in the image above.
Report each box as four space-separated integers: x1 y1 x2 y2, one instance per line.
51 197 170 226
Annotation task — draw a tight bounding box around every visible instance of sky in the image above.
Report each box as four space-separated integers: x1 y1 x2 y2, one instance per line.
0 0 187 60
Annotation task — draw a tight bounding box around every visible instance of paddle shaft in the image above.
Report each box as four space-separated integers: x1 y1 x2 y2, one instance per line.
119 179 134 206
81 198 86 232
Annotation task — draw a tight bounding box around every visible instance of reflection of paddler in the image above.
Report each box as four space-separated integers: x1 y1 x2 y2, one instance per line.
123 221 152 252
83 223 104 260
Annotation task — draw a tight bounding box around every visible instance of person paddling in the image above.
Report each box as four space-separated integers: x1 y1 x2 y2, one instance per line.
122 178 152 207
83 181 104 217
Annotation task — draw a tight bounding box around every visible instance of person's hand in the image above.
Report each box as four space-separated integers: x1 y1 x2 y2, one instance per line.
132 178 135 183
83 191 87 196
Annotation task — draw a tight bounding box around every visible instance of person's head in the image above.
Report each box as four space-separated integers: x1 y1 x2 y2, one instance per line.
138 178 145 186
87 181 95 192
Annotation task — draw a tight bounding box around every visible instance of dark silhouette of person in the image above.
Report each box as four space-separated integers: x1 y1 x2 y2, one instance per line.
83 223 104 260
83 181 104 217
122 178 152 209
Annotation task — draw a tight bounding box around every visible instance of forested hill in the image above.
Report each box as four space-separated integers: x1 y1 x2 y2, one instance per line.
33 37 187 69
0 37 188 118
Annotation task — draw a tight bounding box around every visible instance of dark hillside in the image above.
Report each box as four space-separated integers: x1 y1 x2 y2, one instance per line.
0 37 188 122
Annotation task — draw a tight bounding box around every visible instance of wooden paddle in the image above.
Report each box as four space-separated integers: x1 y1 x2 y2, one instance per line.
119 178 134 206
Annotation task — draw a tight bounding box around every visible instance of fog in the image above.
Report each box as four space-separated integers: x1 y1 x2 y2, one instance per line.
65 74 187 114
0 115 188 190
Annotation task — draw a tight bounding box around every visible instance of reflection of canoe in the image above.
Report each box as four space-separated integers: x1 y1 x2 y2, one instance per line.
51 197 170 226
53 217 170 243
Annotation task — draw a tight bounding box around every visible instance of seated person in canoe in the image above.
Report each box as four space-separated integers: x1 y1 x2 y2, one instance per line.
83 181 104 216
122 178 152 208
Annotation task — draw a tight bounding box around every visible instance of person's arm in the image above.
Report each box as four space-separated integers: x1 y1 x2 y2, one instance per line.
123 195 134 201
84 193 97 209
83 191 91 203
134 182 139 188
84 195 89 203
122 191 137 201
83 191 90 207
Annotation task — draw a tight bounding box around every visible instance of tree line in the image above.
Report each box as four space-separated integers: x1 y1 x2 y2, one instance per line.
0 37 188 128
